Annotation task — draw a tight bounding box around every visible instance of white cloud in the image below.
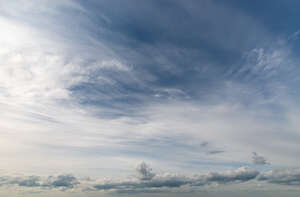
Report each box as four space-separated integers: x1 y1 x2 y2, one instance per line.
1 2 300 196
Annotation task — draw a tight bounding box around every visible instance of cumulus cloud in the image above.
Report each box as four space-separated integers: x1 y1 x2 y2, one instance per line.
3 163 300 194
91 166 300 193
92 163 259 193
252 152 270 165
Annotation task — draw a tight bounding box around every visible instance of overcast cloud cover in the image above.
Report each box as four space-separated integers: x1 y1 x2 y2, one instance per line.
1 0 300 196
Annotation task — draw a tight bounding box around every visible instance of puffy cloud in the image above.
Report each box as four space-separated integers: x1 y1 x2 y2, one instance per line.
3 163 300 194
92 163 259 192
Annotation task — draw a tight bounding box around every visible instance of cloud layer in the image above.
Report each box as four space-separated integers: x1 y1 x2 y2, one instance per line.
0 162 300 194
1 1 300 196
0 174 79 189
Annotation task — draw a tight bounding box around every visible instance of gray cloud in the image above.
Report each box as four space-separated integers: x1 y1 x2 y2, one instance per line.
44 174 79 188
93 175 191 191
136 162 155 180
258 169 300 185
0 174 79 190
2 164 300 194
207 150 225 155
10 176 41 187
252 152 270 165
93 164 259 192
205 167 259 184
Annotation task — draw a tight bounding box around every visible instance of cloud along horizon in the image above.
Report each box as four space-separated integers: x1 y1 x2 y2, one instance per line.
1 161 300 195
1 0 300 196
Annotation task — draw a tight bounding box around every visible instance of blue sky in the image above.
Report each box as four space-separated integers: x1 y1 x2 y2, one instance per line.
1 0 300 196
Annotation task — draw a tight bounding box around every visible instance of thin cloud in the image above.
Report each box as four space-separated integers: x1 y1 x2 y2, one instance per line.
207 150 225 155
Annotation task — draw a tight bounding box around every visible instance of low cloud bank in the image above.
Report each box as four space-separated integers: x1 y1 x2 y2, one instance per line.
0 162 300 193
0 174 79 189
258 169 300 185
92 163 259 192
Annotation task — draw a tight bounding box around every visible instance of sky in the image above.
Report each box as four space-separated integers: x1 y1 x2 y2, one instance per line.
1 0 300 196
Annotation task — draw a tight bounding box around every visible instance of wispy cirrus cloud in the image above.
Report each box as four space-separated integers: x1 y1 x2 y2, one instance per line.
1 1 300 197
